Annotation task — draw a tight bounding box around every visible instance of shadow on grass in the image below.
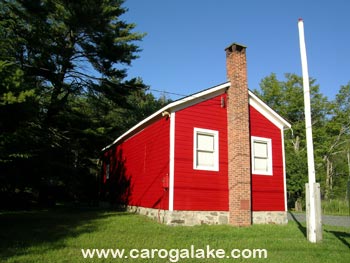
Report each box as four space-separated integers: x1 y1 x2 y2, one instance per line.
288 211 307 238
325 230 350 249
289 212 350 249
0 206 127 261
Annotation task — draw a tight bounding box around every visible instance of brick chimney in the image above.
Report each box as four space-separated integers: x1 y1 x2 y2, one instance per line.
225 43 252 226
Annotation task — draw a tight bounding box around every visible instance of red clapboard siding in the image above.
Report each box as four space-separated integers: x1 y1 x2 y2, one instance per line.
249 105 285 211
174 94 228 211
110 117 170 209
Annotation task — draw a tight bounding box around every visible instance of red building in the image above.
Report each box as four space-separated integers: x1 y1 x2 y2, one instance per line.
101 43 291 226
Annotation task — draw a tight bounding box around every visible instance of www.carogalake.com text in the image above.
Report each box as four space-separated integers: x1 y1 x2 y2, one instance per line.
81 245 267 262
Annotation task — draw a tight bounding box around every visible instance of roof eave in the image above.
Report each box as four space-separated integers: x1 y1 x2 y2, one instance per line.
102 83 291 153
101 82 230 152
248 90 291 129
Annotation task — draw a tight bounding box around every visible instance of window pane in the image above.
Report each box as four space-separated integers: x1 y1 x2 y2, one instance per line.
254 158 268 172
197 133 214 151
197 151 214 167
194 128 219 171
254 141 268 158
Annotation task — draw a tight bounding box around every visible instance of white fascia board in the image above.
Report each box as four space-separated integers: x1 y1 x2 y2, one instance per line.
101 105 166 151
101 82 230 152
101 83 291 152
248 91 291 130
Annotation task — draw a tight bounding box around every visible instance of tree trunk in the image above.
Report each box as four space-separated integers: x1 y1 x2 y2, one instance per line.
325 156 333 200
293 135 300 152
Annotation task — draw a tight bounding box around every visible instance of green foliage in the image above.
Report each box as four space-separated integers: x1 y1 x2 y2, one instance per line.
0 0 171 208
0 60 38 169
0 61 35 105
256 74 350 207
319 83 350 200
322 199 349 216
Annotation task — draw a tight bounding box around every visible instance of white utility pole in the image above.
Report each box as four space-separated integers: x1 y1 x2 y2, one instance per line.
298 18 322 243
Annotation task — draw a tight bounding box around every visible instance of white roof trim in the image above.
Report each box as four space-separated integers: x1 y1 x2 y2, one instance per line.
102 82 291 152
248 91 291 130
102 82 230 151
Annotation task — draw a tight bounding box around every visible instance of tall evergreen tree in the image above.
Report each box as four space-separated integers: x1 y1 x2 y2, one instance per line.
1 0 145 123
0 0 163 207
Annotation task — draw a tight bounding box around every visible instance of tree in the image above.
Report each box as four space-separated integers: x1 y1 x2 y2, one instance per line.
255 73 332 207
324 83 350 199
0 0 163 207
0 61 39 207
1 0 145 123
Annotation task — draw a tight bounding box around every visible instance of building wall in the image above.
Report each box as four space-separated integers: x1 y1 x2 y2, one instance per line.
249 105 285 211
174 94 228 211
105 117 170 210
102 98 286 213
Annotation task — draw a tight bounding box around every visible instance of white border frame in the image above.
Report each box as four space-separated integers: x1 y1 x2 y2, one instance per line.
251 136 273 176
193 128 219 171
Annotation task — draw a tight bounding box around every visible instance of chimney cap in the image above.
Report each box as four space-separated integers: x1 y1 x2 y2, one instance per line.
225 42 247 53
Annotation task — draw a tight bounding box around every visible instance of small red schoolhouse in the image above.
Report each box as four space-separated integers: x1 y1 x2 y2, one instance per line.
101 43 291 226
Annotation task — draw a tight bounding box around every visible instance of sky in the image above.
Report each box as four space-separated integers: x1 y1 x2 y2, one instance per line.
121 0 350 100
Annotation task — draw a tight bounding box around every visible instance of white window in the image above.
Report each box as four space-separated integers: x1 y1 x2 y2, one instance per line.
193 128 219 171
251 137 273 175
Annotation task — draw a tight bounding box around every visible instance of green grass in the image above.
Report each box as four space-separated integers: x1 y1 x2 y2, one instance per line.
322 199 350 216
0 207 349 263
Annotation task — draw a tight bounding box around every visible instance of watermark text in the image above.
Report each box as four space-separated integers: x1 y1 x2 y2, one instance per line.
81 245 267 261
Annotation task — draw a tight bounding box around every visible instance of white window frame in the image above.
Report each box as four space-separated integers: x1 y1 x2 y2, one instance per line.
193 128 219 171
251 136 273 176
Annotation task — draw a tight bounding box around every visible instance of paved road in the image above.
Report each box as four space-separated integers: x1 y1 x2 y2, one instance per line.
288 212 350 227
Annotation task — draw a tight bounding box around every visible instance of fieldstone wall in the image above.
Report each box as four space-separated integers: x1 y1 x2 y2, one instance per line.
127 206 288 226
252 211 288 224
127 206 229 226
164 210 229 226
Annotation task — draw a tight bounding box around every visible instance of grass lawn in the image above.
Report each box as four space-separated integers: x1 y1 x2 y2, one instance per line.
0 207 349 263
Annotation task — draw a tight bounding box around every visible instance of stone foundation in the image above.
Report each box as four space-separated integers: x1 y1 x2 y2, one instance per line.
127 206 288 226
127 206 228 226
252 211 288 224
